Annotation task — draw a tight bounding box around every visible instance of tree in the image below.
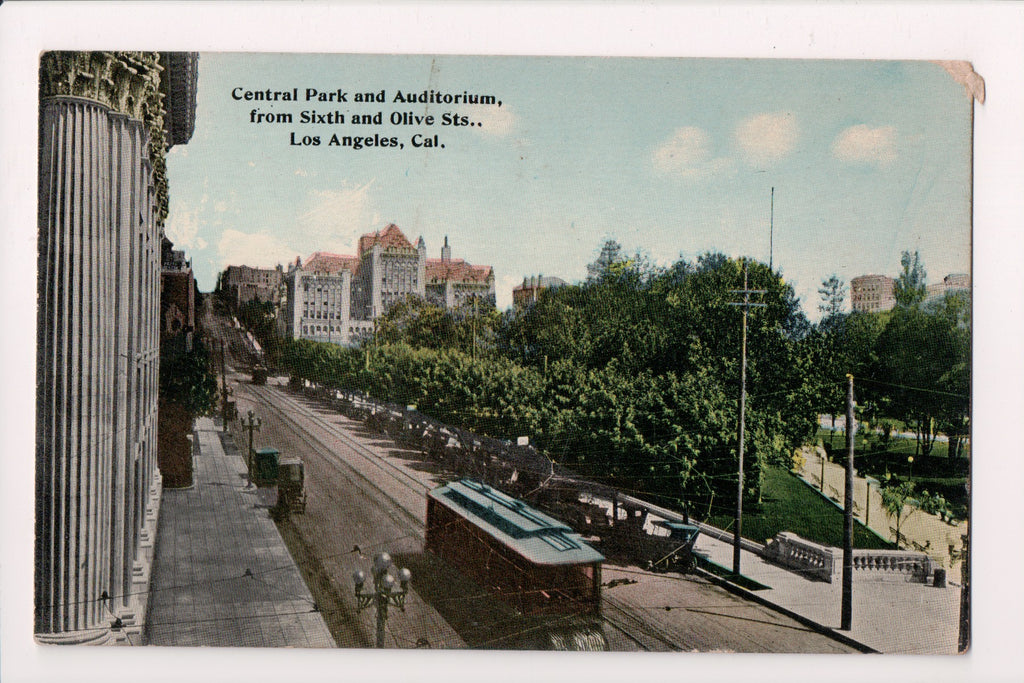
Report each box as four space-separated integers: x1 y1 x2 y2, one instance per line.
586 239 625 282
894 250 927 309
817 274 847 323
880 478 916 549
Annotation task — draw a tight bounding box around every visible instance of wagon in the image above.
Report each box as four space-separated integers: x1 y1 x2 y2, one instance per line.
275 455 307 514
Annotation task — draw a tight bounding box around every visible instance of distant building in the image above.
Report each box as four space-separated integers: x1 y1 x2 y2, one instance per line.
512 275 567 308
351 223 427 320
850 274 896 313
926 273 971 305
280 225 493 346
284 252 372 346
223 264 283 307
425 236 496 310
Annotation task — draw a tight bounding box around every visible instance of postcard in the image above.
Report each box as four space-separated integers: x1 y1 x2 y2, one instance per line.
5 4 1023 683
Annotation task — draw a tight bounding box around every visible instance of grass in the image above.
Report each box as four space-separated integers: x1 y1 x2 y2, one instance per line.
815 427 969 516
708 466 892 550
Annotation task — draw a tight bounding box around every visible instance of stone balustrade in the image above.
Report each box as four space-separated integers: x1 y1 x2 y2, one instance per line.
851 549 933 582
764 532 933 584
764 532 840 582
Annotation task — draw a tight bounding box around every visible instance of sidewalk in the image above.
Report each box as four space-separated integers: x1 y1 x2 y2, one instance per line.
691 530 963 654
146 417 334 647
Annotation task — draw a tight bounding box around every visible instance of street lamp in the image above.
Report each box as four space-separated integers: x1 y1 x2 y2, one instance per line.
240 409 262 488
353 552 412 648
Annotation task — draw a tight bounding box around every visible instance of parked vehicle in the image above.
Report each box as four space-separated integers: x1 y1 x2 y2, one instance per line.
276 455 307 514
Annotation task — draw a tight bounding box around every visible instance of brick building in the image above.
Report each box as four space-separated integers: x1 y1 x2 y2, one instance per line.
850 274 896 313
223 264 283 307
512 275 567 308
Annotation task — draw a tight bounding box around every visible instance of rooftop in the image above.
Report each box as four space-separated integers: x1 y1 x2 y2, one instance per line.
358 223 416 255
426 258 493 284
428 479 604 566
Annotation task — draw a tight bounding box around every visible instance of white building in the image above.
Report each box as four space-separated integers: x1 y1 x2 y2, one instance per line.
282 225 494 346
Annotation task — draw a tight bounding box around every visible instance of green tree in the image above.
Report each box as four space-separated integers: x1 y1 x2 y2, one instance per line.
160 333 219 416
894 250 927 309
817 274 847 322
586 238 624 282
880 478 916 549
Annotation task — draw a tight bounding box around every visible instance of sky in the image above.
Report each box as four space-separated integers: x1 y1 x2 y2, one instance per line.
165 54 973 317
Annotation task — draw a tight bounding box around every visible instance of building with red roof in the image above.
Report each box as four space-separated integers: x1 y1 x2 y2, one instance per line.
278 225 493 346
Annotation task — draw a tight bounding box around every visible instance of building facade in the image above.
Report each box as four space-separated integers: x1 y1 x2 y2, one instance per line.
223 264 283 307
161 236 195 345
850 274 896 313
425 236 496 310
36 51 198 643
280 226 493 346
512 275 567 308
925 273 971 306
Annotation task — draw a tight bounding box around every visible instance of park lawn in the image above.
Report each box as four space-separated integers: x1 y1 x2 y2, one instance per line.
815 427 969 516
708 466 892 550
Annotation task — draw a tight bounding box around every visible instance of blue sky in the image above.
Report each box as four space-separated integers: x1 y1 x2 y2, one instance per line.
165 54 972 316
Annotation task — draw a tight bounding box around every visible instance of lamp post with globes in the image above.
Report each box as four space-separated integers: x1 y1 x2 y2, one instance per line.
353 552 412 648
240 410 261 488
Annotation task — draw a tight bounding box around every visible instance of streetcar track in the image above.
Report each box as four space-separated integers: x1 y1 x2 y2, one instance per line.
264 383 434 496
243 383 428 540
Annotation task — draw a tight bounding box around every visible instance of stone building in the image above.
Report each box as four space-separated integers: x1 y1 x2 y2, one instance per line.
223 264 283 307
351 223 427 320
425 236 496 310
512 275 567 308
283 252 373 346
850 274 896 313
36 51 198 643
281 225 493 346
925 273 971 306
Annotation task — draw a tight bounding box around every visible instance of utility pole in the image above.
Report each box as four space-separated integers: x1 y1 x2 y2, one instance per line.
958 533 970 652
220 339 231 432
841 373 855 630
728 261 765 576
769 187 775 271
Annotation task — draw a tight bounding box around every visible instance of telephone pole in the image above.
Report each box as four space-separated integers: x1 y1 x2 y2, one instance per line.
728 261 765 576
841 373 855 630
769 187 775 271
220 338 232 432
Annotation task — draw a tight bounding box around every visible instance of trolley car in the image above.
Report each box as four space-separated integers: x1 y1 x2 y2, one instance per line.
426 479 606 649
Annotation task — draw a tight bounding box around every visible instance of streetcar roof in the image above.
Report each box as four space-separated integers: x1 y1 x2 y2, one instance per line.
428 479 604 566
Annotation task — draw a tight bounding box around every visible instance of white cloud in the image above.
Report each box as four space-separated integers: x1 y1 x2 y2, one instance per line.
495 273 522 310
164 199 208 251
831 124 897 167
294 168 309 177
652 126 732 179
734 112 798 166
472 103 516 137
293 181 377 255
217 229 292 270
